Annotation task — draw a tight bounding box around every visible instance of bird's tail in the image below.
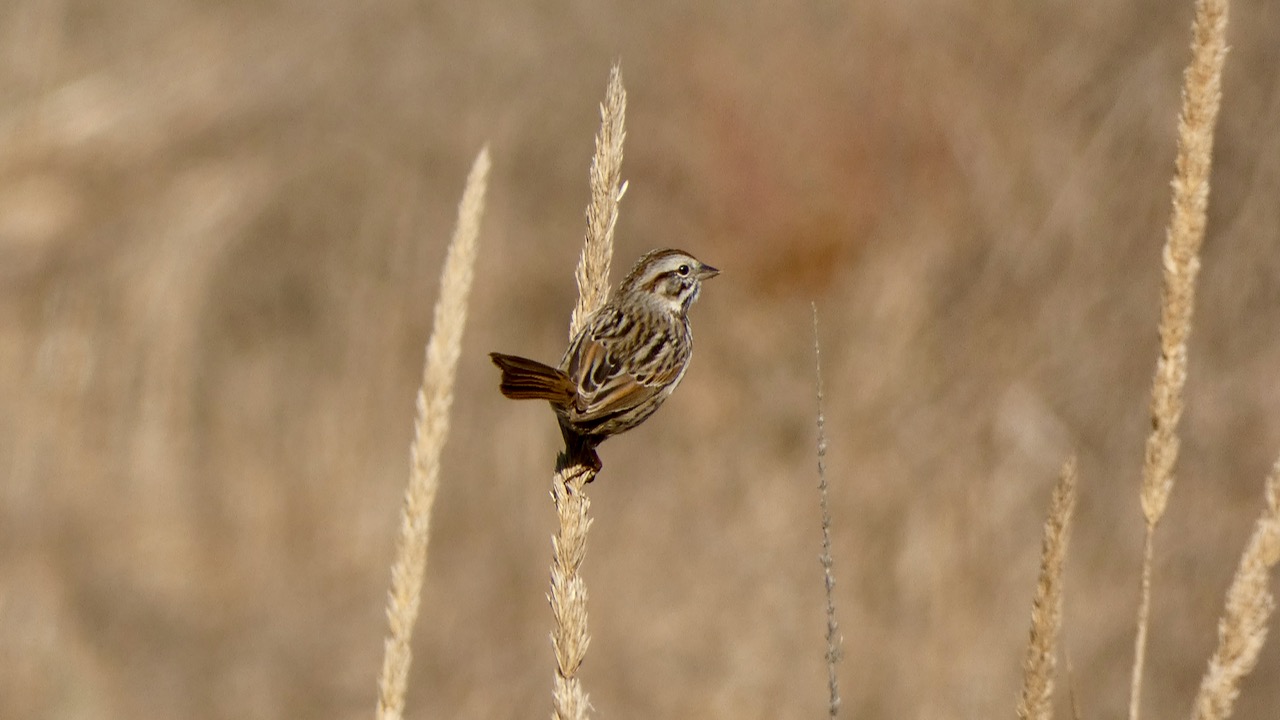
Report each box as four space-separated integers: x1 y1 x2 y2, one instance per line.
489 352 576 404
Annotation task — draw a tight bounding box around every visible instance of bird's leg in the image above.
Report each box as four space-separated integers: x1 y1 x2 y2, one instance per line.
556 424 603 478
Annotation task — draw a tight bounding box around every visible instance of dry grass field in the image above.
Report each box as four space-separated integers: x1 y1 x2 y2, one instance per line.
3 1 1280 718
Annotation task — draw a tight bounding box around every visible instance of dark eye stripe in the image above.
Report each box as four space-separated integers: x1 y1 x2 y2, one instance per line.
648 271 675 286
645 270 698 296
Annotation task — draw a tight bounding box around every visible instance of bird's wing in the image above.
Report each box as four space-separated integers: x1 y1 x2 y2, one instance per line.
565 312 687 425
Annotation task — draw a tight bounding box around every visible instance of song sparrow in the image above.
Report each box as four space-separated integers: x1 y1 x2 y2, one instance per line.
490 248 719 472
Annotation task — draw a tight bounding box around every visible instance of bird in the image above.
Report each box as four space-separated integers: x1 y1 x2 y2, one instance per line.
490 248 718 473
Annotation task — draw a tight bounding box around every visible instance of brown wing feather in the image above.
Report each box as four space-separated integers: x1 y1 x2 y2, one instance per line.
576 374 657 423
562 316 691 427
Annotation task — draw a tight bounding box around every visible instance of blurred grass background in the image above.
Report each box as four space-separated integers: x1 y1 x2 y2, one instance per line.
3 1 1279 718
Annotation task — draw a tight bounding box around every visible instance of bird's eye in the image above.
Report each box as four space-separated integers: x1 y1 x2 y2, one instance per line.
677 264 691 276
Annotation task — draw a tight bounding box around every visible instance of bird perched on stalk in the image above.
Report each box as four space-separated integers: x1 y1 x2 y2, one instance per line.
490 248 718 473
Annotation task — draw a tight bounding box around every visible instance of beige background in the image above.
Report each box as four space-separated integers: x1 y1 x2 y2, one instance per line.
3 1 1279 718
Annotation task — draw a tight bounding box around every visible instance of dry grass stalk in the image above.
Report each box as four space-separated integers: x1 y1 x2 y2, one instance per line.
1189 456 1280 720
1130 1 1229 717
549 463 595 720
375 146 491 720
1017 457 1079 720
1066 651 1084 720
550 64 626 720
569 63 627 339
811 304 842 718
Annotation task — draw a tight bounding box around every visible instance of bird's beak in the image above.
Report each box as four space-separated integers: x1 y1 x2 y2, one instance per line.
698 263 720 280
